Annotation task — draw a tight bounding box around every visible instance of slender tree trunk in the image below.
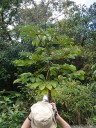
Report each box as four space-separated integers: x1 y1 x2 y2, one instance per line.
48 90 51 102
46 69 52 102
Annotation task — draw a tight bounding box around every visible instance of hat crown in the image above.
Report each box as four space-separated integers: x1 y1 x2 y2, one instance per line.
31 101 57 128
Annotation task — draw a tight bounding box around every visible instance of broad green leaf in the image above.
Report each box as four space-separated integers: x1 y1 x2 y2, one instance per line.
50 69 57 76
36 47 45 53
13 78 21 84
46 84 52 90
39 84 45 90
51 81 57 88
48 36 51 41
30 77 36 83
60 64 76 72
20 72 32 77
42 36 46 41
51 89 58 95
72 70 85 80
32 39 40 46
38 74 45 80
30 83 40 89
42 57 51 63
36 78 43 82
13 59 34 66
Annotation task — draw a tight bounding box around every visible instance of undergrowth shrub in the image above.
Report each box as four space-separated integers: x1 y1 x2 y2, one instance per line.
0 81 95 127
54 81 95 125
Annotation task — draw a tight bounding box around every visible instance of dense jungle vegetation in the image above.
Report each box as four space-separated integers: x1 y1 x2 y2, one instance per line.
0 0 96 127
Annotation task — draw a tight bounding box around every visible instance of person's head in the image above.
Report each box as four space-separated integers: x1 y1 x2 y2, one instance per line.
30 101 57 128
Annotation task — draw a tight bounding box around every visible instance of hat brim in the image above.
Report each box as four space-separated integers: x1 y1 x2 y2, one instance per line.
31 119 57 128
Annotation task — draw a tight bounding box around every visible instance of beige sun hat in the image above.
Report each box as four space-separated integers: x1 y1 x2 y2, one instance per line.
30 101 57 128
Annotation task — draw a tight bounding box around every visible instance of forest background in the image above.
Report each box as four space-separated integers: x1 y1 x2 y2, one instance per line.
0 0 96 127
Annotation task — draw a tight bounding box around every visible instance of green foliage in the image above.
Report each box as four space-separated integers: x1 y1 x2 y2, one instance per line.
0 0 22 41
0 0 27 90
0 90 27 128
13 26 84 100
0 105 26 128
54 81 95 125
57 2 96 83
